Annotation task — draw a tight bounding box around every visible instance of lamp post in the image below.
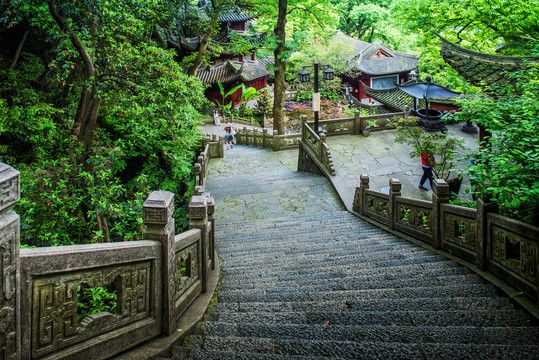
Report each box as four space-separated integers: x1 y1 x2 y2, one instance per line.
298 63 334 133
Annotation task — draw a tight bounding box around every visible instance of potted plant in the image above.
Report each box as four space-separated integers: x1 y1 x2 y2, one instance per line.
395 118 465 198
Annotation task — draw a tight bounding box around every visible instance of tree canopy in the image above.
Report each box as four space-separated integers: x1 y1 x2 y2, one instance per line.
1 0 207 245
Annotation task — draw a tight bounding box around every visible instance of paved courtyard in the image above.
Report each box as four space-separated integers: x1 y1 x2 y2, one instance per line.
326 124 479 201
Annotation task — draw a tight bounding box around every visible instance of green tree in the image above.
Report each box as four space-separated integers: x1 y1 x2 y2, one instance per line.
450 66 539 223
394 0 539 88
1 0 207 245
255 0 338 134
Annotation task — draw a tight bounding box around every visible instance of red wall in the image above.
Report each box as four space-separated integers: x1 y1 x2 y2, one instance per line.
206 76 268 109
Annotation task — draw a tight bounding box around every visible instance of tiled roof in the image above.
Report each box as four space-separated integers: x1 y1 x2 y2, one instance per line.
335 32 419 75
197 0 254 22
436 32 539 87
165 21 266 53
195 59 274 84
361 82 426 112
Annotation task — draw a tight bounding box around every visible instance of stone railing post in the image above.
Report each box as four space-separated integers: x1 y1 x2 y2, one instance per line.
477 194 498 270
263 129 269 149
206 195 216 270
404 105 410 119
432 179 449 250
0 164 21 359
319 132 327 160
199 154 206 179
388 178 401 230
354 174 369 215
354 110 362 135
188 195 211 292
143 191 175 336
272 130 280 151
194 163 202 187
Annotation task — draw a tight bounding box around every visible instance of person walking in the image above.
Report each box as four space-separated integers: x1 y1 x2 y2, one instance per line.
418 152 435 190
224 123 233 150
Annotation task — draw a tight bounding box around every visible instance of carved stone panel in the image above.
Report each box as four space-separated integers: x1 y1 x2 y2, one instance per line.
444 213 477 251
31 262 152 358
0 164 20 213
0 213 19 360
365 193 389 219
396 203 432 234
492 225 537 284
175 242 200 297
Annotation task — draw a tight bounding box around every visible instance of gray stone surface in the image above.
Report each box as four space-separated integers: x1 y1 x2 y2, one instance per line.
180 129 539 360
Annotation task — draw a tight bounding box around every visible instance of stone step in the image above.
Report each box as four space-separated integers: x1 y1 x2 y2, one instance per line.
185 348 345 360
218 274 487 293
209 309 529 327
218 267 475 290
199 337 424 359
218 258 470 286
202 324 539 345
211 296 516 314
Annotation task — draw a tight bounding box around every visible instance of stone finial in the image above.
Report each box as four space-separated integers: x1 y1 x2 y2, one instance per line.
143 191 174 226
194 186 204 195
207 197 215 216
0 163 20 214
389 178 402 194
319 132 327 142
301 115 307 123
433 179 450 197
273 130 279 136
360 174 370 188
189 195 208 221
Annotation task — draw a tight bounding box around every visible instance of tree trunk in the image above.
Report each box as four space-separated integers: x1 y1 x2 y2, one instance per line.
47 0 101 156
187 13 219 76
272 0 288 135
8 25 30 70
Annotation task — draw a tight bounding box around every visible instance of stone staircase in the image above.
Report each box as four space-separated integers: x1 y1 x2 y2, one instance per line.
168 145 539 359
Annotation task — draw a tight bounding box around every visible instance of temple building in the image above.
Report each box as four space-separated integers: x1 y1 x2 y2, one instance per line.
164 0 273 108
336 32 420 105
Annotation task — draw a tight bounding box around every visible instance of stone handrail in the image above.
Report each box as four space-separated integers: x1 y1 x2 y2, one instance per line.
353 174 539 305
235 127 301 151
224 114 268 128
298 119 335 177
308 108 411 137
195 135 223 193
1 163 218 359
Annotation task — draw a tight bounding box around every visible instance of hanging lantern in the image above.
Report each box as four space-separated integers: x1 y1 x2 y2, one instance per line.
298 69 311 83
323 67 334 81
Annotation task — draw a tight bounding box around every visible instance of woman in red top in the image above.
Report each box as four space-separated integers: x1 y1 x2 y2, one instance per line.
419 153 435 190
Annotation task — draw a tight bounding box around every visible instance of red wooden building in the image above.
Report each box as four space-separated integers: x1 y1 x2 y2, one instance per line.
165 1 273 108
336 32 419 104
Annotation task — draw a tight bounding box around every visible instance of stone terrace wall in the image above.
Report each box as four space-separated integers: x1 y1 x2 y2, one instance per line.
354 175 539 305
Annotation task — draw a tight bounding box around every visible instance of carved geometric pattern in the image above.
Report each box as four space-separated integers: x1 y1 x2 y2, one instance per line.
143 208 168 225
492 225 537 284
0 216 17 360
365 193 389 219
325 121 353 135
1 230 16 301
175 242 199 298
396 203 432 234
31 262 152 358
0 174 19 211
444 213 476 251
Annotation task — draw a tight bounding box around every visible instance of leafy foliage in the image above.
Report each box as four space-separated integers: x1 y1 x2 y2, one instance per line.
449 66 539 223
395 118 465 181
1 0 207 246
77 284 117 323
